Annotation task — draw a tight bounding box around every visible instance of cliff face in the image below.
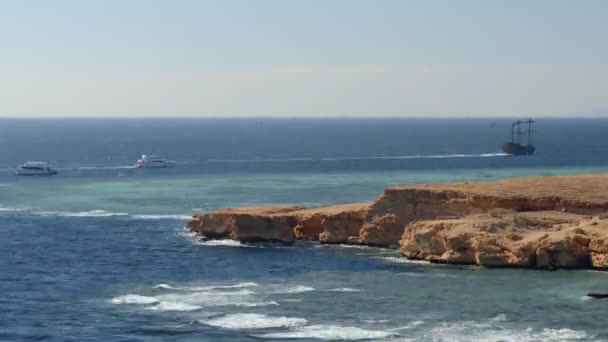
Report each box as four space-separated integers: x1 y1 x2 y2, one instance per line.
188 174 608 270
400 211 608 269
187 204 369 244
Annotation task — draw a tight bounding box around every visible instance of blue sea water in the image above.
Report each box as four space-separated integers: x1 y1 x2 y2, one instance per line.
1 118 608 341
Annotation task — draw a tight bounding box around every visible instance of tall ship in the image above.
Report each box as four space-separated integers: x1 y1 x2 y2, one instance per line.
502 118 536 156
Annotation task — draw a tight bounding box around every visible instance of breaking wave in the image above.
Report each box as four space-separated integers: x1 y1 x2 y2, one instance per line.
378 256 432 265
6 208 191 221
326 287 363 292
0 205 27 212
111 294 158 305
37 209 129 218
131 214 192 220
425 321 591 342
195 239 251 248
258 324 398 340
205 313 308 330
147 301 202 312
267 285 316 294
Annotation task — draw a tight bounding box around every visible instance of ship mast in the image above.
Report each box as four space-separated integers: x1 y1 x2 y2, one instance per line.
516 120 523 144
511 122 516 143
524 118 535 146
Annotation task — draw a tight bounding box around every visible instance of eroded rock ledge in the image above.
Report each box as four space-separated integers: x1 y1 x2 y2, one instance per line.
188 174 608 270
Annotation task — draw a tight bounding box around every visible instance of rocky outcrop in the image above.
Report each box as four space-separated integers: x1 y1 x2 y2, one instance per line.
399 210 604 269
188 204 368 244
187 206 303 242
188 174 608 270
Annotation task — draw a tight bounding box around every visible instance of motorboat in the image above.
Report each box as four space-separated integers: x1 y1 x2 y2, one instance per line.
15 161 58 176
135 154 175 168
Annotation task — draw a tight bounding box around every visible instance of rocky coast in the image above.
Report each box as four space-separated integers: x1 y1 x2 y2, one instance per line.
188 174 608 270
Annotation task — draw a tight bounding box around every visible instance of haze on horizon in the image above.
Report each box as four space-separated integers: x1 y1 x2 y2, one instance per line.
1 0 607 118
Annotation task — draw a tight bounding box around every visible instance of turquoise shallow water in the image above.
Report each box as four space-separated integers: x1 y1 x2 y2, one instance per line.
2 118 608 341
3 165 608 216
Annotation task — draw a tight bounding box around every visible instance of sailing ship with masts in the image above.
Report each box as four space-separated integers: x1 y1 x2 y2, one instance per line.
502 118 536 156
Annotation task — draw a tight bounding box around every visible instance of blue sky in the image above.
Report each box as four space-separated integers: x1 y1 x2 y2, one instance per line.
1 0 607 117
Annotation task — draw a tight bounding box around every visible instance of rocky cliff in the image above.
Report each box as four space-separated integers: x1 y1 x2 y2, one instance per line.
188 174 608 270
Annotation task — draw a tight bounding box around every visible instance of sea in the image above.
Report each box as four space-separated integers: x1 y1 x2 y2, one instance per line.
1 118 608 342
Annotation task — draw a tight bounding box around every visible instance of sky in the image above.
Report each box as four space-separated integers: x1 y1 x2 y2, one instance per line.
0 0 607 117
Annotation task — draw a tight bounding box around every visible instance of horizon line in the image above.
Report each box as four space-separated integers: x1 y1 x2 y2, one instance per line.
0 114 606 120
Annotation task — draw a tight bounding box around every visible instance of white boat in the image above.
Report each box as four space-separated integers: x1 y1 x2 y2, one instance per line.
135 154 175 168
15 161 58 176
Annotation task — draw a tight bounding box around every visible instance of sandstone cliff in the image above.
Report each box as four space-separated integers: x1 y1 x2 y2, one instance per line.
188 174 608 270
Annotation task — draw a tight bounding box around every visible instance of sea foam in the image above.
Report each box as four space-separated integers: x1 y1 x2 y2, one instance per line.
131 214 192 220
379 256 432 265
259 324 398 340
426 321 591 342
205 313 307 330
326 287 363 292
111 294 158 305
266 285 316 294
37 209 128 218
147 301 201 312
155 288 274 308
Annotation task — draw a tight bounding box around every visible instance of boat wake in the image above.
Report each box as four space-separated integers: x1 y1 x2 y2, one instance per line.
0 152 508 175
70 165 138 171
205 153 509 163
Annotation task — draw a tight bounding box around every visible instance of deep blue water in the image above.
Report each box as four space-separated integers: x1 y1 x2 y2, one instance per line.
1 118 608 341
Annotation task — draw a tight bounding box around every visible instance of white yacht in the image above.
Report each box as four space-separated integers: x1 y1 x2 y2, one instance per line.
15 161 58 176
135 154 175 168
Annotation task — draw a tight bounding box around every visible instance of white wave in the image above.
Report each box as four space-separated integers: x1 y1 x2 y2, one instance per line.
37 209 128 218
390 320 425 331
111 294 158 305
326 287 363 292
196 239 254 248
426 321 591 342
192 282 258 291
0 206 26 212
337 244 370 249
378 256 432 265
155 289 274 308
259 324 397 340
131 214 192 220
206 313 307 330
178 229 197 240
0 184 10 187
155 281 258 292
581 295 592 301
491 313 508 322
147 301 201 312
268 285 316 294
234 300 279 307
363 319 390 324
